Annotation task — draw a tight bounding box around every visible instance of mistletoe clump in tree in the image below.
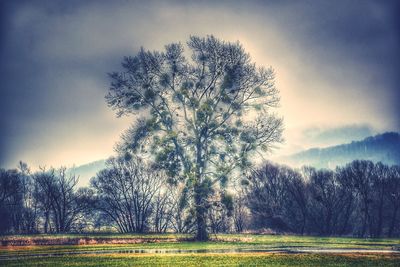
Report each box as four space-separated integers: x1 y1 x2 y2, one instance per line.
106 35 283 240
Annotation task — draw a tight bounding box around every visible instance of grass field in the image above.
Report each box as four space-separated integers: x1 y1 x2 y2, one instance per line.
0 234 399 266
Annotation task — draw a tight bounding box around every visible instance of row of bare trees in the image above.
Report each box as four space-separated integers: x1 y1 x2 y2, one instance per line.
0 157 196 235
0 162 92 234
1 158 399 237
90 157 194 233
246 160 400 237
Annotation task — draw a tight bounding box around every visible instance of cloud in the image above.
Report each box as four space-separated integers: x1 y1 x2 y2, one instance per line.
0 0 399 168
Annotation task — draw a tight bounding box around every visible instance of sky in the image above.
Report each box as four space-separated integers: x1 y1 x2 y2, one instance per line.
1 0 399 169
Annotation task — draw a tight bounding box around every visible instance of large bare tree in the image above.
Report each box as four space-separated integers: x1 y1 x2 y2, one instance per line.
106 35 283 240
33 168 89 233
91 156 165 233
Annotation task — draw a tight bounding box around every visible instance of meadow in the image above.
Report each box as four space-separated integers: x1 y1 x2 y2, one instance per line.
0 234 399 266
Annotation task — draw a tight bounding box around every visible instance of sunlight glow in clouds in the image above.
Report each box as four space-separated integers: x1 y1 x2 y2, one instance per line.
0 0 399 168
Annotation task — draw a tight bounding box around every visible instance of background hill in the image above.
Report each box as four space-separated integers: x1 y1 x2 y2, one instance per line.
282 132 400 169
67 159 106 187
69 132 400 186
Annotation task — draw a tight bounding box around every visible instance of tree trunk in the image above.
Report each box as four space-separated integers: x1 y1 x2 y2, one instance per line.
340 198 353 235
194 136 209 241
361 197 369 237
44 211 49 234
194 183 208 241
375 190 385 238
388 205 398 237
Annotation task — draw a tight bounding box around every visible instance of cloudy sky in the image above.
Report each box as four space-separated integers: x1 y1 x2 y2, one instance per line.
1 0 399 169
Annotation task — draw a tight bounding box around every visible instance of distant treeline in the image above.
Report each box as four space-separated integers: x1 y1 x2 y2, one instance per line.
245 160 400 237
0 159 399 237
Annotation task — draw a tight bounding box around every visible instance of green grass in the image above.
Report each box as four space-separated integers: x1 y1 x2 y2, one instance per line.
1 253 399 266
1 234 399 266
